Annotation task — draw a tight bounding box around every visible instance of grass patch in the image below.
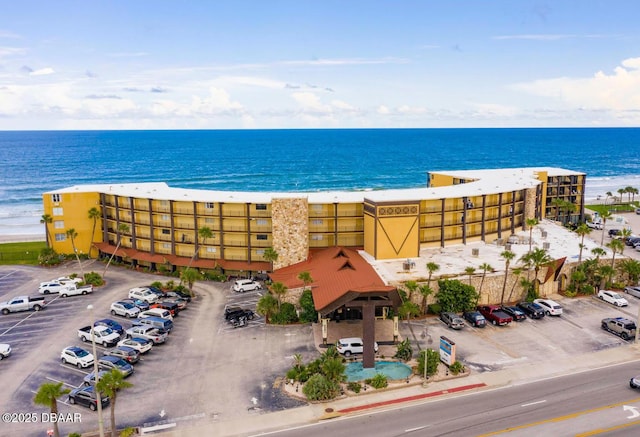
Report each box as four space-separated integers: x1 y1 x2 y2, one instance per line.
586 203 638 214
0 241 47 265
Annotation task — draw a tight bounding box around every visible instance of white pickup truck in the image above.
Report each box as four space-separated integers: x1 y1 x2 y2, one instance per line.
0 295 47 315
60 284 93 298
78 325 120 347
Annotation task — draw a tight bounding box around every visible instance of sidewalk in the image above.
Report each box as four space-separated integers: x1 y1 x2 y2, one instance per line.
154 343 640 437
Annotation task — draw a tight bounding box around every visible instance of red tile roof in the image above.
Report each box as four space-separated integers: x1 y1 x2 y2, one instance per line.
269 247 396 312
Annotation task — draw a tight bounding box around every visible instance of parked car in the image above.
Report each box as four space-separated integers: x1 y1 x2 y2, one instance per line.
103 345 140 364
516 302 546 319
224 306 255 322
602 317 637 340
463 311 487 328
0 295 46 315
533 298 563 316
110 301 141 319
94 319 124 336
631 375 640 389
125 325 167 344
68 386 110 411
38 281 70 294
133 315 173 333
60 346 94 369
160 297 188 311
78 325 120 347
56 276 83 285
150 301 180 317
0 343 11 360
118 337 153 354
477 305 513 326
336 337 379 357
440 312 465 329
98 355 134 377
128 287 159 303
608 229 622 238
500 306 527 321
82 370 109 387
624 286 640 299
145 286 166 298
120 298 150 312
232 279 262 293
139 308 173 321
597 290 629 307
163 290 192 303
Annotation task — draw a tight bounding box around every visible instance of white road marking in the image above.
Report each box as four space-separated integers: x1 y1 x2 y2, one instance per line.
405 425 428 432
521 400 547 407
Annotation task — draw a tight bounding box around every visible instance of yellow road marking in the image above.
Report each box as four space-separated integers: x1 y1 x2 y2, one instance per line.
476 397 640 436
575 419 640 436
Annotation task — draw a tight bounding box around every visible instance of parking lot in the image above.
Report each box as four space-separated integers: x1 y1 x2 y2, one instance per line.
1 258 640 436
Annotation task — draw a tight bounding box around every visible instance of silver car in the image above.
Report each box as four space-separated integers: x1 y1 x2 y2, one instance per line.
624 286 640 299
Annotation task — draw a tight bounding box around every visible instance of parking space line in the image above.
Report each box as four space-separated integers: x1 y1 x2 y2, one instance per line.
0 270 19 281
46 376 82 389
59 363 92 375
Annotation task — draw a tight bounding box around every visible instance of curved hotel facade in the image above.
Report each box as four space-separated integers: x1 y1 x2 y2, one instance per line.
42 167 585 275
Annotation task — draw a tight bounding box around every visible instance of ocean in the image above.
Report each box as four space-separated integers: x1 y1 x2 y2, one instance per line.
1 128 639 238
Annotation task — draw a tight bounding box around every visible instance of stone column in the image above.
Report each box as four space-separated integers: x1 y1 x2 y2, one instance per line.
271 197 309 269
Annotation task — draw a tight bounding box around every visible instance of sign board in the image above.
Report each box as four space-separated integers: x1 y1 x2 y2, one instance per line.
321 318 328 344
439 336 456 366
393 316 399 338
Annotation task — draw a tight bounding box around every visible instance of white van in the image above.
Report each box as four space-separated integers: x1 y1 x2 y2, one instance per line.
232 279 262 293
138 308 173 321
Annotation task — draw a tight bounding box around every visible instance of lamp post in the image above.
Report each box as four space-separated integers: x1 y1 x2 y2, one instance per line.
87 304 105 437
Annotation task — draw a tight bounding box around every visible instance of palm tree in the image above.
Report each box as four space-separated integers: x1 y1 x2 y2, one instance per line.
40 214 53 247
65 228 85 279
404 280 418 302
186 226 213 269
604 191 612 205
562 201 576 225
630 187 639 203
33 382 70 437
263 247 279 272
599 210 612 245
270 281 288 312
96 369 133 437
617 188 625 204
464 267 476 286
256 293 278 323
591 247 606 263
526 218 538 253
103 223 130 277
478 262 493 297
297 271 313 291
507 267 524 302
426 262 440 287
520 247 553 283
624 186 634 203
88 207 101 256
418 284 434 315
619 259 640 285
500 250 515 305
575 223 592 263
180 268 201 294
551 198 563 222
398 300 421 350
606 239 625 278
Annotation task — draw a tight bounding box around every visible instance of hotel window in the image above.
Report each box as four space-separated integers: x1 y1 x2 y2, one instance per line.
311 235 323 241
54 220 64 229
257 234 268 240
312 219 323 225
206 247 217 253
51 194 61 203
54 233 66 241
256 219 268 226
255 204 267 210
205 218 214 223
162 229 170 235
161 215 170 221
205 202 214 209
312 204 322 211
163 243 171 249
53 207 63 216
256 249 265 255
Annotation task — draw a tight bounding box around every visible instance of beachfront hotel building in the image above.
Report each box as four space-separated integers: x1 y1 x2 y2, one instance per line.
42 167 586 276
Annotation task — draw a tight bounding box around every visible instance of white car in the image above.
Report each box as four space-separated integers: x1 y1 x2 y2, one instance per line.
110 301 141 318
624 286 640 299
598 290 629 307
0 343 11 360
61 346 94 368
533 298 563 316
336 337 379 357
138 308 173 321
56 276 83 285
128 287 159 303
232 279 262 293
117 337 152 354
38 281 70 294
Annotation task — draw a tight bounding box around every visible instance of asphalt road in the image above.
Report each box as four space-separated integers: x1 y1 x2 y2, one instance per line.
257 361 640 437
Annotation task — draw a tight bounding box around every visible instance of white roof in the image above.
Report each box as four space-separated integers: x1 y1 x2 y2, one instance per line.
45 167 583 204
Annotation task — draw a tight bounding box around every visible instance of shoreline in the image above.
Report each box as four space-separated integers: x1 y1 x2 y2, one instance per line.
0 234 46 244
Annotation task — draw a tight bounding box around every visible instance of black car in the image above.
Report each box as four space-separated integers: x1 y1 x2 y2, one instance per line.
163 290 192 303
463 311 487 328
609 229 622 238
516 301 546 319
103 345 140 364
224 306 255 322
94 318 124 336
146 286 166 298
501 306 527 322
68 386 110 411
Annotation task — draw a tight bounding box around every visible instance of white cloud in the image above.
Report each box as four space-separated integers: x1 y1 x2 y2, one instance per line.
377 105 390 115
0 46 26 58
0 30 21 39
512 57 640 111
30 67 55 76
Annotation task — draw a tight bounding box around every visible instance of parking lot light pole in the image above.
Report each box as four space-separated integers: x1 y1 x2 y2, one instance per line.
636 303 640 344
87 305 105 437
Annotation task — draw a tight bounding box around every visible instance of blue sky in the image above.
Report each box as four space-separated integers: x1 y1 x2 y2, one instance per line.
1 1 639 129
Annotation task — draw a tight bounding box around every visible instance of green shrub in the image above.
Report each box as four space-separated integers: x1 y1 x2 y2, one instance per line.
298 289 318 323
427 303 442 314
150 281 163 289
302 374 341 401
38 247 61 266
449 361 465 375
271 302 299 324
563 288 578 297
370 373 388 389
286 367 299 381
165 280 176 290
393 339 413 362
83 271 104 286
347 381 361 393
581 284 595 295
120 428 136 437
68 433 82 437
418 349 440 377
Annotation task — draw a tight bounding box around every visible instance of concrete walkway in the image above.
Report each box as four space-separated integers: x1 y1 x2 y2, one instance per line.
152 343 640 437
